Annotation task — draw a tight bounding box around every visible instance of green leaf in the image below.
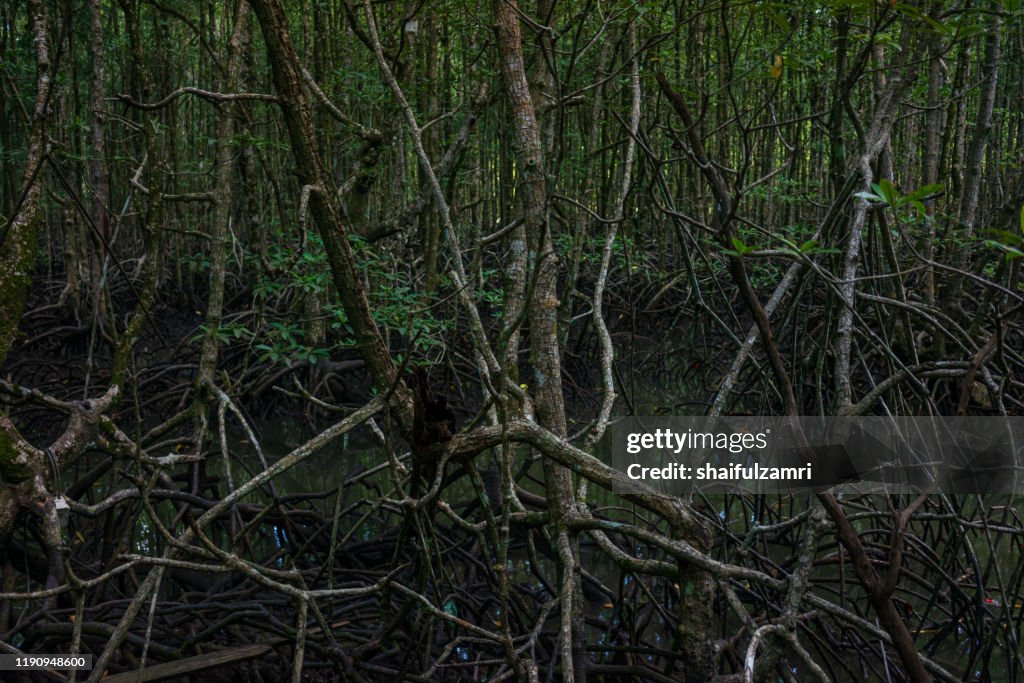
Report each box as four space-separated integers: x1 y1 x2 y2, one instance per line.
984 240 1024 260
877 179 899 206
730 236 751 256
769 11 790 33
895 4 950 35
955 24 984 41
984 229 1024 247
904 183 943 201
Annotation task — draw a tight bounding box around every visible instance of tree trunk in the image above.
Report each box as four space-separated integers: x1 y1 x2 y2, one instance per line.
492 3 587 680
248 0 413 428
0 0 52 370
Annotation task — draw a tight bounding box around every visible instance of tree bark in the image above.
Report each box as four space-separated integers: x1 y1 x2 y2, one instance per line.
0 0 52 370
85 0 111 321
196 0 251 394
492 3 584 680
248 0 412 427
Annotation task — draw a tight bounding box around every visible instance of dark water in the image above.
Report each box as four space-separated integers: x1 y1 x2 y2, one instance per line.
165 414 1023 681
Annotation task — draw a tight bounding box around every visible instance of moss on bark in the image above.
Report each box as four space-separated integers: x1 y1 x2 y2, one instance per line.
0 427 33 484
0 211 39 369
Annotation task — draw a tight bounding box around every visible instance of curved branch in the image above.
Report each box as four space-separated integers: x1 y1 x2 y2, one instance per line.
114 87 279 110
